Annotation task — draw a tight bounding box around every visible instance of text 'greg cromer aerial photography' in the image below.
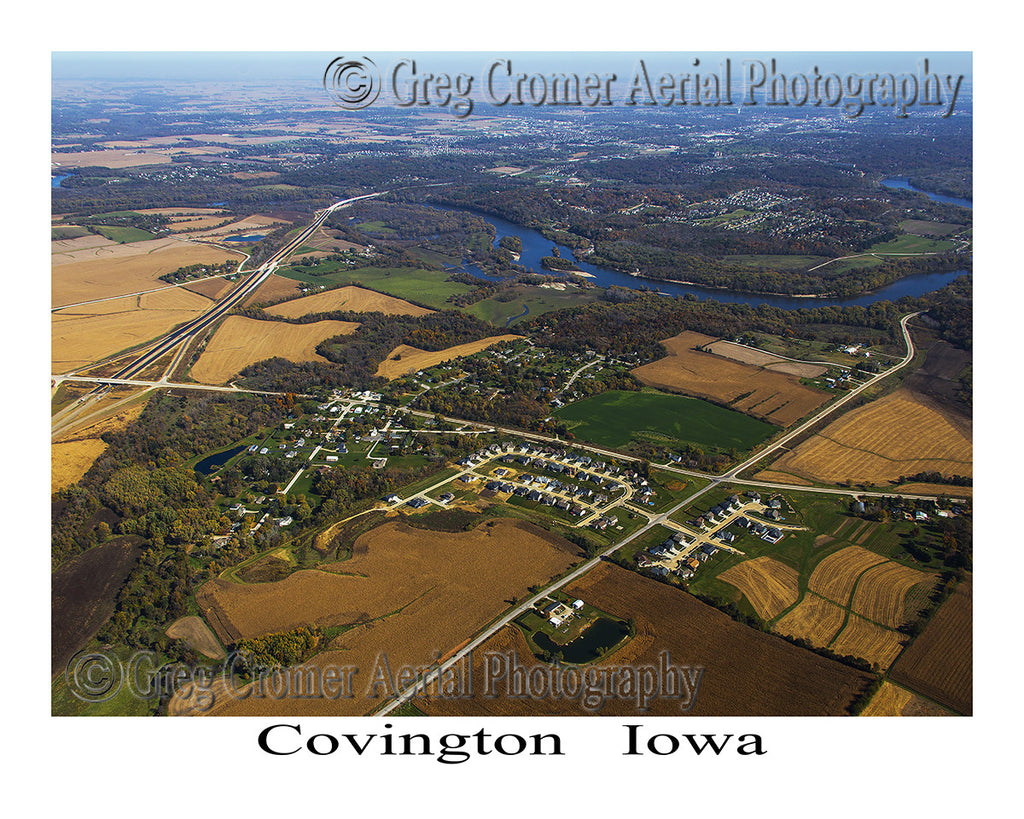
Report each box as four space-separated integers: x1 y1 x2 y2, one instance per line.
51 51 972 724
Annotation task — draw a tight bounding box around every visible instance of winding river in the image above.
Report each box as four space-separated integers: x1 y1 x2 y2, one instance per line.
442 180 970 309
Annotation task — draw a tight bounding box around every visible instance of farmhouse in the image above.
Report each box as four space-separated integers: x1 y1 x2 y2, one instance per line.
542 601 574 623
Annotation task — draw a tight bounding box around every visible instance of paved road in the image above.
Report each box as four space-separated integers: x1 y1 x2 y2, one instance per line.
51 193 382 437
374 311 944 715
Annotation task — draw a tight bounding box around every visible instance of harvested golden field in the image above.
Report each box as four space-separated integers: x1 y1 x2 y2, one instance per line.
808 546 887 605
898 482 973 498
52 288 214 372
52 148 189 168
52 238 241 307
830 614 907 669
166 616 225 660
719 557 800 620
51 234 116 254
851 562 936 628
889 578 972 714
242 274 305 306
192 214 289 238
418 562 872 717
751 470 814 486
189 519 582 716
860 681 952 716
189 316 359 384
267 286 433 318
756 389 972 486
775 592 846 645
375 335 522 379
631 331 829 427
52 439 108 493
704 339 827 378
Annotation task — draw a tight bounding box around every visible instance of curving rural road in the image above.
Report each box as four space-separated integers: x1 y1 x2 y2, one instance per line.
375 311 928 715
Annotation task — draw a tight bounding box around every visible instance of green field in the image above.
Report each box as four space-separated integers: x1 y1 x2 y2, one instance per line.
94 225 157 243
555 390 777 452
276 263 472 309
865 235 955 254
52 225 91 240
466 285 599 326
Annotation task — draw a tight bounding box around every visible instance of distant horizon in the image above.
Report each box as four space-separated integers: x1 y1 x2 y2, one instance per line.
52 51 973 84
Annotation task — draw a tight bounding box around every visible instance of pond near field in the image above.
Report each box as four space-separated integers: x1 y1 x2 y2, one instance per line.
531 616 631 664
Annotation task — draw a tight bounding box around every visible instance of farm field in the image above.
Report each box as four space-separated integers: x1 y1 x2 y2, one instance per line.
275 264 473 309
243 274 305 306
775 592 847 645
465 285 599 326
679 492 944 672
703 339 828 378
266 285 433 318
189 519 583 715
190 213 290 238
189 316 360 384
865 234 955 254
52 439 108 494
375 335 522 379
631 331 830 426
165 616 225 660
51 537 142 677
52 288 215 372
553 389 777 452
51 391 146 485
830 614 907 669
417 562 873 716
52 147 210 168
718 557 800 620
183 277 235 300
51 233 116 254
807 545 887 603
889 577 972 714
859 681 953 716
52 237 241 307
757 388 972 486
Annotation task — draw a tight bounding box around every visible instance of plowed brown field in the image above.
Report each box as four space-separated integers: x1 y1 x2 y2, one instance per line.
417 562 872 716
631 331 829 426
889 578 972 714
188 519 582 716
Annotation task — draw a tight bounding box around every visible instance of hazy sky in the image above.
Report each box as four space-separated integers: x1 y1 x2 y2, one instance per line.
52 51 972 84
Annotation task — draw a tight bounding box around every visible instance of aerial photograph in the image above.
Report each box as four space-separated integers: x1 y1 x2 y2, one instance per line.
50 50 973 726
